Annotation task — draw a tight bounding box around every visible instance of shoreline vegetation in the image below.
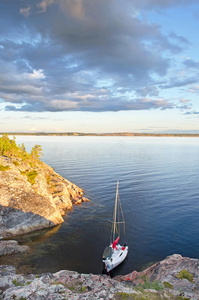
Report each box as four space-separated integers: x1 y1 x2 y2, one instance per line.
0 132 199 137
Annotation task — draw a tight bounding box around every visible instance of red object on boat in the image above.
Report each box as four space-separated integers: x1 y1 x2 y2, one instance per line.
112 237 120 249
122 246 125 250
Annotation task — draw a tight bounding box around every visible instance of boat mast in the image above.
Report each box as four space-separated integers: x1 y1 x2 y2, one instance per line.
113 180 119 241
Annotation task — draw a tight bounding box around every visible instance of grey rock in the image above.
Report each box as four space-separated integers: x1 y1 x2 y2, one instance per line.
118 254 199 298
2 255 199 299
0 240 29 256
0 264 137 300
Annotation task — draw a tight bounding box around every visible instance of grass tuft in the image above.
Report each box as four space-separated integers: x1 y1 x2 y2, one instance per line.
176 269 194 282
0 164 10 171
26 170 38 184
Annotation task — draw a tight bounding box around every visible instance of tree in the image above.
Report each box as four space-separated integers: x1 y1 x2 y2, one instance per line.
30 145 43 161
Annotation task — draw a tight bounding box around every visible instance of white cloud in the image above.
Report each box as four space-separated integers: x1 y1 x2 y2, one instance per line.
28 69 45 80
19 6 31 17
37 0 56 13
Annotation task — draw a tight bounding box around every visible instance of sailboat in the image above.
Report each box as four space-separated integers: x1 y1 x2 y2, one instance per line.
102 181 128 272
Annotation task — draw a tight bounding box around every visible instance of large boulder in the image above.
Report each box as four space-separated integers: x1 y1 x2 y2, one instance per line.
0 240 29 256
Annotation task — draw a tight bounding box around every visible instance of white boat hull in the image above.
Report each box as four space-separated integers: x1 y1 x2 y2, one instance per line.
103 244 128 272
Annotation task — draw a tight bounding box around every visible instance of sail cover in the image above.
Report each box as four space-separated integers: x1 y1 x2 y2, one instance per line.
112 237 119 249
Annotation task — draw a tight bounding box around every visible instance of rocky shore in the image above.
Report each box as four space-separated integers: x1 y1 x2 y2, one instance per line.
1 254 199 299
0 155 89 238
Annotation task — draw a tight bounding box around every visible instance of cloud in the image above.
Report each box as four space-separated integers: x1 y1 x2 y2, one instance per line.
188 86 199 93
184 110 199 115
0 0 198 114
183 59 199 69
28 69 45 79
37 0 56 13
136 86 160 97
19 6 31 17
160 76 199 89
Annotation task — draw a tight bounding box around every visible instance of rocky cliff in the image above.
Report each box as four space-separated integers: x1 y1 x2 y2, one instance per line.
1 254 199 299
0 155 89 238
116 254 199 299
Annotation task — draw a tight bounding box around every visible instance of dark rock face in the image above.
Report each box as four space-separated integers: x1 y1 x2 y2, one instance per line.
0 156 89 237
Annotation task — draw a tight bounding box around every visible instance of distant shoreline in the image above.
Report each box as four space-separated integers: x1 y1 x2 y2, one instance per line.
1 132 199 137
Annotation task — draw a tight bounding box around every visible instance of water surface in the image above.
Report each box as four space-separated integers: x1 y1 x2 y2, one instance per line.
1 136 199 276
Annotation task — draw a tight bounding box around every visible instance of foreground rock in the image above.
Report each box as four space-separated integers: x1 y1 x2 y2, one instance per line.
1 255 199 299
117 254 199 299
0 265 137 300
0 240 29 256
0 156 89 238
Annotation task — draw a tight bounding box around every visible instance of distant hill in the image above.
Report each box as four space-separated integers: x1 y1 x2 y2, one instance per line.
1 132 199 137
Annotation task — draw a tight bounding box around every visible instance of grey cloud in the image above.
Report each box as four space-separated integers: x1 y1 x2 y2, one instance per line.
0 0 198 113
5 105 18 111
136 86 160 97
168 32 189 46
183 59 199 69
184 111 199 115
4 94 175 113
160 76 199 89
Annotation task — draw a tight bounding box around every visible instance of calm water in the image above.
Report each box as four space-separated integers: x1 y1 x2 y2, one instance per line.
1 136 199 277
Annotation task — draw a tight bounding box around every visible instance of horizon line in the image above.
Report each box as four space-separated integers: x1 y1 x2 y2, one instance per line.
1 132 199 137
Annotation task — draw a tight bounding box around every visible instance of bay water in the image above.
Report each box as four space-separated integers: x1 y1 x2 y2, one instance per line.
1 136 199 277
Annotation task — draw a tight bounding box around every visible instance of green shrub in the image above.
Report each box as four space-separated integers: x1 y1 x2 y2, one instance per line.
140 280 164 291
163 281 173 289
176 269 194 282
26 170 38 184
135 276 164 292
80 285 87 293
46 174 51 184
114 292 134 299
12 279 23 286
0 164 10 171
20 171 26 175
114 291 189 300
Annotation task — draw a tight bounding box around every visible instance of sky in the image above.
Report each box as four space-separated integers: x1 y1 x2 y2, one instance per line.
0 0 199 133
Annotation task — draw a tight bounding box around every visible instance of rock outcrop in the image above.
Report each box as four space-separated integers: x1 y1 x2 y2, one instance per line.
0 265 137 300
117 254 199 299
0 240 29 256
1 255 199 299
0 155 89 238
